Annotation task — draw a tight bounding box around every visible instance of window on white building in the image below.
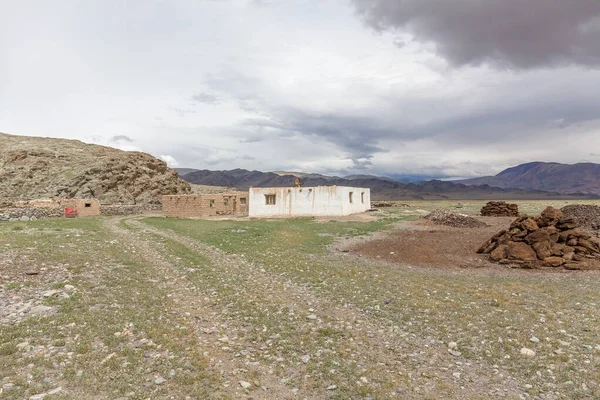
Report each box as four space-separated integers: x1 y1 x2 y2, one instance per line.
265 194 276 205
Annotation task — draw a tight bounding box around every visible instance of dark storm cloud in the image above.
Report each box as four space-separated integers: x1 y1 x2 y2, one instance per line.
242 111 389 168
352 0 600 69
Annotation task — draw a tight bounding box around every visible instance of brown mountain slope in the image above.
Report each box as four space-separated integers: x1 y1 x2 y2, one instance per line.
0 132 191 204
457 162 600 195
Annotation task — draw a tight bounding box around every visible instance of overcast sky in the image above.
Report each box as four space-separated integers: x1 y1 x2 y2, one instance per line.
2 0 600 179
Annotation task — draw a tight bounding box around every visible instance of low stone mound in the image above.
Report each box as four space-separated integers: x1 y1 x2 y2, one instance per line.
477 207 600 269
561 204 600 231
481 201 519 217
424 209 487 228
371 201 394 208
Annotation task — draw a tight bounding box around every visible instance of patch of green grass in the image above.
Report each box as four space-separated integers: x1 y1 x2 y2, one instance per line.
142 214 600 399
0 218 223 400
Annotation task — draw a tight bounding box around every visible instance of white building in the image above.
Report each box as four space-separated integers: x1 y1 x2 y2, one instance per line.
248 186 371 217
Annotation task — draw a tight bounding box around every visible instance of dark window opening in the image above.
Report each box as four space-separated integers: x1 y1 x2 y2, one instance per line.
84 203 92 208
361 192 365 204
349 192 353 204
265 194 276 205
240 198 247 205
209 200 215 208
224 198 229 206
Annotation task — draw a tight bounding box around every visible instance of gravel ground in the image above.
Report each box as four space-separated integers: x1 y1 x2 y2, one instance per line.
2 213 600 399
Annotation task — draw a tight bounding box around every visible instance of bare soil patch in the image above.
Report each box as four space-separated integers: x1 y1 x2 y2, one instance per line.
350 217 600 271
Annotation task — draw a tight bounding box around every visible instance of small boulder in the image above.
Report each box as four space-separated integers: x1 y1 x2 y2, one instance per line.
507 242 537 261
490 245 508 261
533 241 553 260
543 256 565 268
539 207 562 227
521 218 539 232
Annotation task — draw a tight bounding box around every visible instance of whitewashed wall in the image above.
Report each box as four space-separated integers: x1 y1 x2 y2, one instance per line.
249 186 371 217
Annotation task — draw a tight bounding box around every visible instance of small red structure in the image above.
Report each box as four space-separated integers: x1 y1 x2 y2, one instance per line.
64 208 78 218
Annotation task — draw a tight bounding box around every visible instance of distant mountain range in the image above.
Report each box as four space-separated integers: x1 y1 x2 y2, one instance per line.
176 166 598 201
456 162 600 195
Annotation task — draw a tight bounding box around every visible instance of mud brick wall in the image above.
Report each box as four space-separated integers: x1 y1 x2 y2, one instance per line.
163 192 249 218
59 199 101 217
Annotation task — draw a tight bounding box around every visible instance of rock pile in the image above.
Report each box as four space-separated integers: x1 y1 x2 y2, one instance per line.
480 201 519 217
477 207 600 269
424 209 487 228
561 204 600 231
371 201 394 208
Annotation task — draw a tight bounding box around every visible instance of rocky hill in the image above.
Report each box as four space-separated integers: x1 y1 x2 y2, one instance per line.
179 168 595 201
0 132 191 204
457 162 600 195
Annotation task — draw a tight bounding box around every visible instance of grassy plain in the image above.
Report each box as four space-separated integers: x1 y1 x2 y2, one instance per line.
1 200 600 399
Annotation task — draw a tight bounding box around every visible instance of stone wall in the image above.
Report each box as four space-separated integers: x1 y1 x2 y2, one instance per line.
481 201 519 217
163 192 249 218
99 205 146 216
0 207 64 222
0 198 150 221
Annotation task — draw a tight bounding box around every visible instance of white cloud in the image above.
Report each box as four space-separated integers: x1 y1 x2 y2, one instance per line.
1 0 599 179
160 155 180 168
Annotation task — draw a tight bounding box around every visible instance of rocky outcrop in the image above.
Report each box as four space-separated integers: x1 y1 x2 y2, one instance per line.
478 207 600 269
480 201 519 217
0 132 191 205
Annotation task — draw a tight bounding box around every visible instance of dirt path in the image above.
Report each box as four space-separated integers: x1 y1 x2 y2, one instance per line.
100 216 531 399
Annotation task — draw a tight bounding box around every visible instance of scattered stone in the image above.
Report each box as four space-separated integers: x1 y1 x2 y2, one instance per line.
452 372 462 379
25 270 40 276
154 377 166 385
100 352 116 365
239 381 252 389
306 314 317 320
326 385 338 390
29 305 53 316
29 387 62 400
520 347 536 357
301 355 311 364
530 337 540 343
481 201 519 217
